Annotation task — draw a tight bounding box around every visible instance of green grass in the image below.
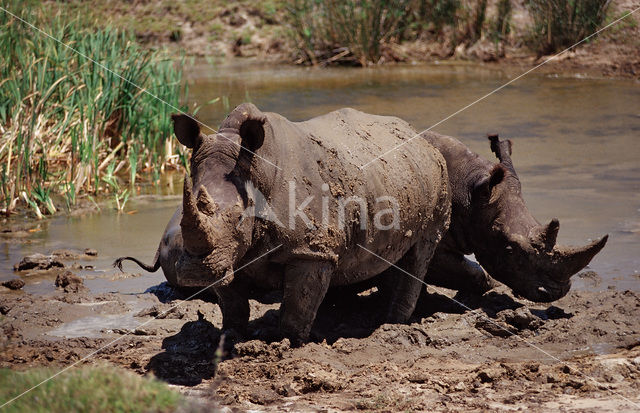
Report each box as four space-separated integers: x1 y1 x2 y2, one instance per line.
0 365 183 413
287 0 414 66
0 0 189 216
285 0 503 66
526 0 612 54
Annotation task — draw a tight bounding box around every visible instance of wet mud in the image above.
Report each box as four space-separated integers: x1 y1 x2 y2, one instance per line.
1 258 639 411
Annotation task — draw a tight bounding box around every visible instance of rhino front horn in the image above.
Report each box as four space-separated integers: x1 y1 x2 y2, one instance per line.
552 235 608 280
181 175 216 256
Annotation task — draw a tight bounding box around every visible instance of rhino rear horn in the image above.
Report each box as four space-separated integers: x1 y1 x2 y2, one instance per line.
551 235 608 280
181 175 215 256
531 218 560 251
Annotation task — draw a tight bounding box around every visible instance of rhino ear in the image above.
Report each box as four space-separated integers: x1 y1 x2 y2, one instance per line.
172 114 201 149
239 117 266 153
473 164 505 199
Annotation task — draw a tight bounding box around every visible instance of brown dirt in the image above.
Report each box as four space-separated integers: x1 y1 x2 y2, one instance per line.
1 278 639 411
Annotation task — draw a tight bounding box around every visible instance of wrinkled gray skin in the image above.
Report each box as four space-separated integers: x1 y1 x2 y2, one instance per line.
421 132 608 302
116 103 451 343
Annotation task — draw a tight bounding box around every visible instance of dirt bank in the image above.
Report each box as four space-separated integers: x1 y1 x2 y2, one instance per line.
1 266 639 411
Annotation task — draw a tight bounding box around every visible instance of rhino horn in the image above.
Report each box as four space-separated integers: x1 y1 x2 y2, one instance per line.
196 185 219 216
181 175 216 256
550 235 608 280
530 218 560 251
488 134 517 177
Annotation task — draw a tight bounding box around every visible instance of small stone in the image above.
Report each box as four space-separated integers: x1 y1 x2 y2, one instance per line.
2 279 25 290
475 318 516 337
407 373 429 383
55 271 87 293
84 248 98 256
14 253 65 271
134 327 155 336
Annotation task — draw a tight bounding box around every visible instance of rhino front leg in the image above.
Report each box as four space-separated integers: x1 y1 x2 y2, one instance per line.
280 260 333 344
385 243 433 323
427 245 498 294
215 284 250 335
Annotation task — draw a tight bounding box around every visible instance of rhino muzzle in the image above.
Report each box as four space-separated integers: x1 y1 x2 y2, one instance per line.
175 252 234 287
480 226 608 302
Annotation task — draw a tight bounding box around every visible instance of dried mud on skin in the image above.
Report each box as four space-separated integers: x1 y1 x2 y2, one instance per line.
1 281 639 412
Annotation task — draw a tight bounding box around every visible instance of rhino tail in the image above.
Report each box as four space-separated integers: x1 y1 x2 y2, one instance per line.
113 248 160 273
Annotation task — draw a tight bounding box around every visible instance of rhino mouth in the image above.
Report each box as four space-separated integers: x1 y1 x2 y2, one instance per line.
510 278 571 302
175 251 234 288
474 232 607 303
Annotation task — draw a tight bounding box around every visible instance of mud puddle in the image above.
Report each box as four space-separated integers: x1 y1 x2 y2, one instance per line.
1 274 639 411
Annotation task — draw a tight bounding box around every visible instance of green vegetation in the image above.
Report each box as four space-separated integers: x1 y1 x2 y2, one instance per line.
0 1 188 216
287 0 414 66
491 0 513 41
287 0 621 65
413 0 460 35
0 365 183 413
286 0 508 65
526 0 612 54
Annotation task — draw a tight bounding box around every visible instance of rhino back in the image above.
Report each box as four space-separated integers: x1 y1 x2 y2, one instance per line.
257 108 450 285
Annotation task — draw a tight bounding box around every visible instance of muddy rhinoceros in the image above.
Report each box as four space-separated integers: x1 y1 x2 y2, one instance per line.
116 103 451 342
422 132 608 301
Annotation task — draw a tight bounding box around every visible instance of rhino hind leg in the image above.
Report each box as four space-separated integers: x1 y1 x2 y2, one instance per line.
215 284 250 335
384 243 434 324
427 246 499 294
279 261 333 345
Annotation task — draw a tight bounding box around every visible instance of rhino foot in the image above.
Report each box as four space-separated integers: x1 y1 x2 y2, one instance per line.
279 260 333 344
215 285 249 335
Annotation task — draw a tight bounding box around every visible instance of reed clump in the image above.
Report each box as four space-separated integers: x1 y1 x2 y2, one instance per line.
0 2 188 216
286 0 505 65
287 0 414 66
526 0 612 54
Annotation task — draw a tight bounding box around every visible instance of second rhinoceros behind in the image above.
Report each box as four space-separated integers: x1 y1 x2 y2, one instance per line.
422 132 608 302
116 103 451 342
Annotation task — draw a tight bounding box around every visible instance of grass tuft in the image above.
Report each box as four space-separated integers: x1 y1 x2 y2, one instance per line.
0 0 189 216
0 365 183 413
526 0 612 54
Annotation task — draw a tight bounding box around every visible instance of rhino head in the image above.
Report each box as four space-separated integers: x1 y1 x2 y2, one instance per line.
468 135 607 302
171 104 268 287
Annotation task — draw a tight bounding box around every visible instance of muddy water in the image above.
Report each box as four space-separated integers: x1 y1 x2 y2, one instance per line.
2 61 639 293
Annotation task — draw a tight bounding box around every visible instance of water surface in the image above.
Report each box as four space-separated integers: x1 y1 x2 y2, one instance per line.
2 61 639 292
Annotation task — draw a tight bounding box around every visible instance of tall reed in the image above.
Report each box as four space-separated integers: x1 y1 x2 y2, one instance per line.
0 1 188 215
288 0 413 66
527 0 611 54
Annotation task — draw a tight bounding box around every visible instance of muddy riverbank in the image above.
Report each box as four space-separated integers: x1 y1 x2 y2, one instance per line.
39 0 640 79
1 261 639 411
